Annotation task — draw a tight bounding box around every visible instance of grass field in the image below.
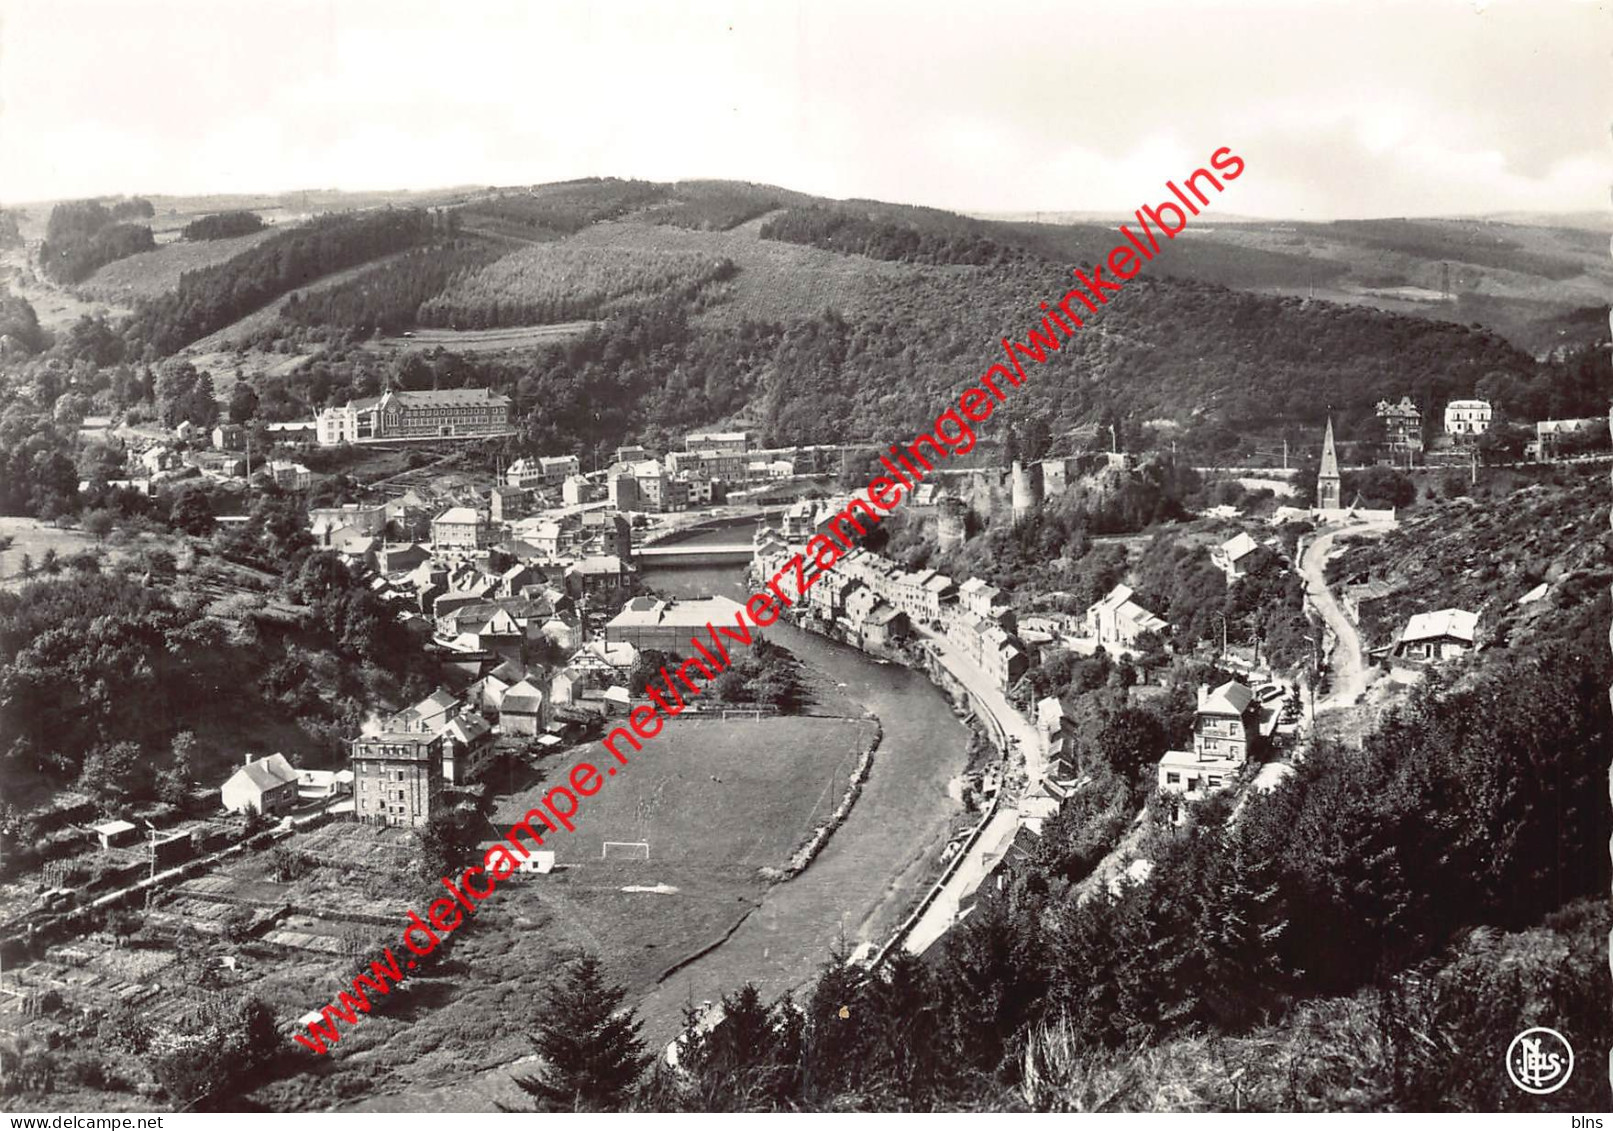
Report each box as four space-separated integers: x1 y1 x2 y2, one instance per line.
491 713 872 873
77 229 280 302
0 517 101 583
252 713 875 1111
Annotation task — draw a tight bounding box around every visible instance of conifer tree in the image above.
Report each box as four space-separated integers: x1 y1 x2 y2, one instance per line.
509 954 649 1111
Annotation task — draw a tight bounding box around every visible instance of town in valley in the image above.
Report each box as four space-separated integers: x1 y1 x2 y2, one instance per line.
0 1 1608 1115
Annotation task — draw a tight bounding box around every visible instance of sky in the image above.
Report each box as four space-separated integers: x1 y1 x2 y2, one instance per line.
1 0 1609 219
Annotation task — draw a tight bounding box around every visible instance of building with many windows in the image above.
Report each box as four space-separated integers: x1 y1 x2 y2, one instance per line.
350 732 444 828
1157 681 1259 806
1443 399 1493 438
506 455 580 488
316 388 513 446
432 507 489 550
1375 396 1423 454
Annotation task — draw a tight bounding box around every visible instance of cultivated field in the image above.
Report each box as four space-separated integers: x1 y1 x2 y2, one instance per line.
363 322 601 354
77 229 280 302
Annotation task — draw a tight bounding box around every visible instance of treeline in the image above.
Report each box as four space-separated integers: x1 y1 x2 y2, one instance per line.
640 640 1608 1111
126 208 439 353
181 210 265 240
1133 530 1312 670
283 239 506 335
418 245 737 328
453 178 669 240
760 204 1016 266
643 181 791 231
38 199 156 283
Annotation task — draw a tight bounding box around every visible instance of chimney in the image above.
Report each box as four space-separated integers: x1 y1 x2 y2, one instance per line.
244 753 255 767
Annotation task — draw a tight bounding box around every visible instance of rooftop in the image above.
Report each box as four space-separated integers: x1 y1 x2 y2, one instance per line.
1400 608 1478 645
607 594 748 631
1199 680 1255 716
228 753 298 792
1219 531 1260 563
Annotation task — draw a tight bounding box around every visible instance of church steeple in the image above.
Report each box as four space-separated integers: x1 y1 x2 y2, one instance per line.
1317 416 1341 510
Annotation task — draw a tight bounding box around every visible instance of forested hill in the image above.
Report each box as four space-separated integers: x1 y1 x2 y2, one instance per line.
15 178 1605 465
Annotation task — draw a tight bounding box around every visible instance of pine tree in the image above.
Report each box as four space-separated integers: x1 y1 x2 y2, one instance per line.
1198 822 1290 1029
801 932 867 1102
508 954 649 1111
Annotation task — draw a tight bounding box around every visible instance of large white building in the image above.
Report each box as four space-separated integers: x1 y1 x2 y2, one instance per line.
1443 399 1493 438
316 388 513 446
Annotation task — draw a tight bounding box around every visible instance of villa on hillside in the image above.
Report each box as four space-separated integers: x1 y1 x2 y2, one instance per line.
1157 681 1261 815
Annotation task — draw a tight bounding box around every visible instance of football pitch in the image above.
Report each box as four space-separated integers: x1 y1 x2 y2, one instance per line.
492 713 873 873
483 713 876 989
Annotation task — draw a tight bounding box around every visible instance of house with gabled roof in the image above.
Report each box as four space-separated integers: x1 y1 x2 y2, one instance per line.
1210 531 1262 583
221 753 299 816
1157 680 1260 813
500 679 546 736
1393 608 1478 664
441 714 492 784
1085 584 1168 653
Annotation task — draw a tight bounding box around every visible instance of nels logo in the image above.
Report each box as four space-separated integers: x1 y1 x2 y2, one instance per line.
1506 1027 1574 1095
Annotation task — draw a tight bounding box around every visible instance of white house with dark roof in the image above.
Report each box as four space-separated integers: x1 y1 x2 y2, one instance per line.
1157 681 1259 808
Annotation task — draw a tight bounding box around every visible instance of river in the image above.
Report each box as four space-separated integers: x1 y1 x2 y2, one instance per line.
358 546 973 1110
624 554 971 1043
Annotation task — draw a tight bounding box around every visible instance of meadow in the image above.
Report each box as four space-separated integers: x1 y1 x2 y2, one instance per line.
77 228 280 302
248 713 876 1111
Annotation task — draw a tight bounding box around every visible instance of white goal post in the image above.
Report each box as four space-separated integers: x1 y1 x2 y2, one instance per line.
602 840 650 861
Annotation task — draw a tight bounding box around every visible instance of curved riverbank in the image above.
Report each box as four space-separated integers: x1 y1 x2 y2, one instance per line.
622 562 973 1048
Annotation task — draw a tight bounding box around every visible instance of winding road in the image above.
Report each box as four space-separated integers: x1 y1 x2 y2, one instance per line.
1299 516 1395 712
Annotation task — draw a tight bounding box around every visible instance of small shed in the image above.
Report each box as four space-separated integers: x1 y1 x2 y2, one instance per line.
92 820 138 850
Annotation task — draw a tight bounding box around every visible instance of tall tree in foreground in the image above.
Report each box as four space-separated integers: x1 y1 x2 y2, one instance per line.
509 953 650 1111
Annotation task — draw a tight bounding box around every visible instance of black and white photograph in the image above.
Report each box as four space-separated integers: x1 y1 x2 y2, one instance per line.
0 0 1609 1117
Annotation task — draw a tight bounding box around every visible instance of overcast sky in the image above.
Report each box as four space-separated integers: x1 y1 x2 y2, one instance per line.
1 0 1608 218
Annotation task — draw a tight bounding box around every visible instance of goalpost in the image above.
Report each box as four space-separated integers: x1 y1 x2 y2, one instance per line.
602 840 651 861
